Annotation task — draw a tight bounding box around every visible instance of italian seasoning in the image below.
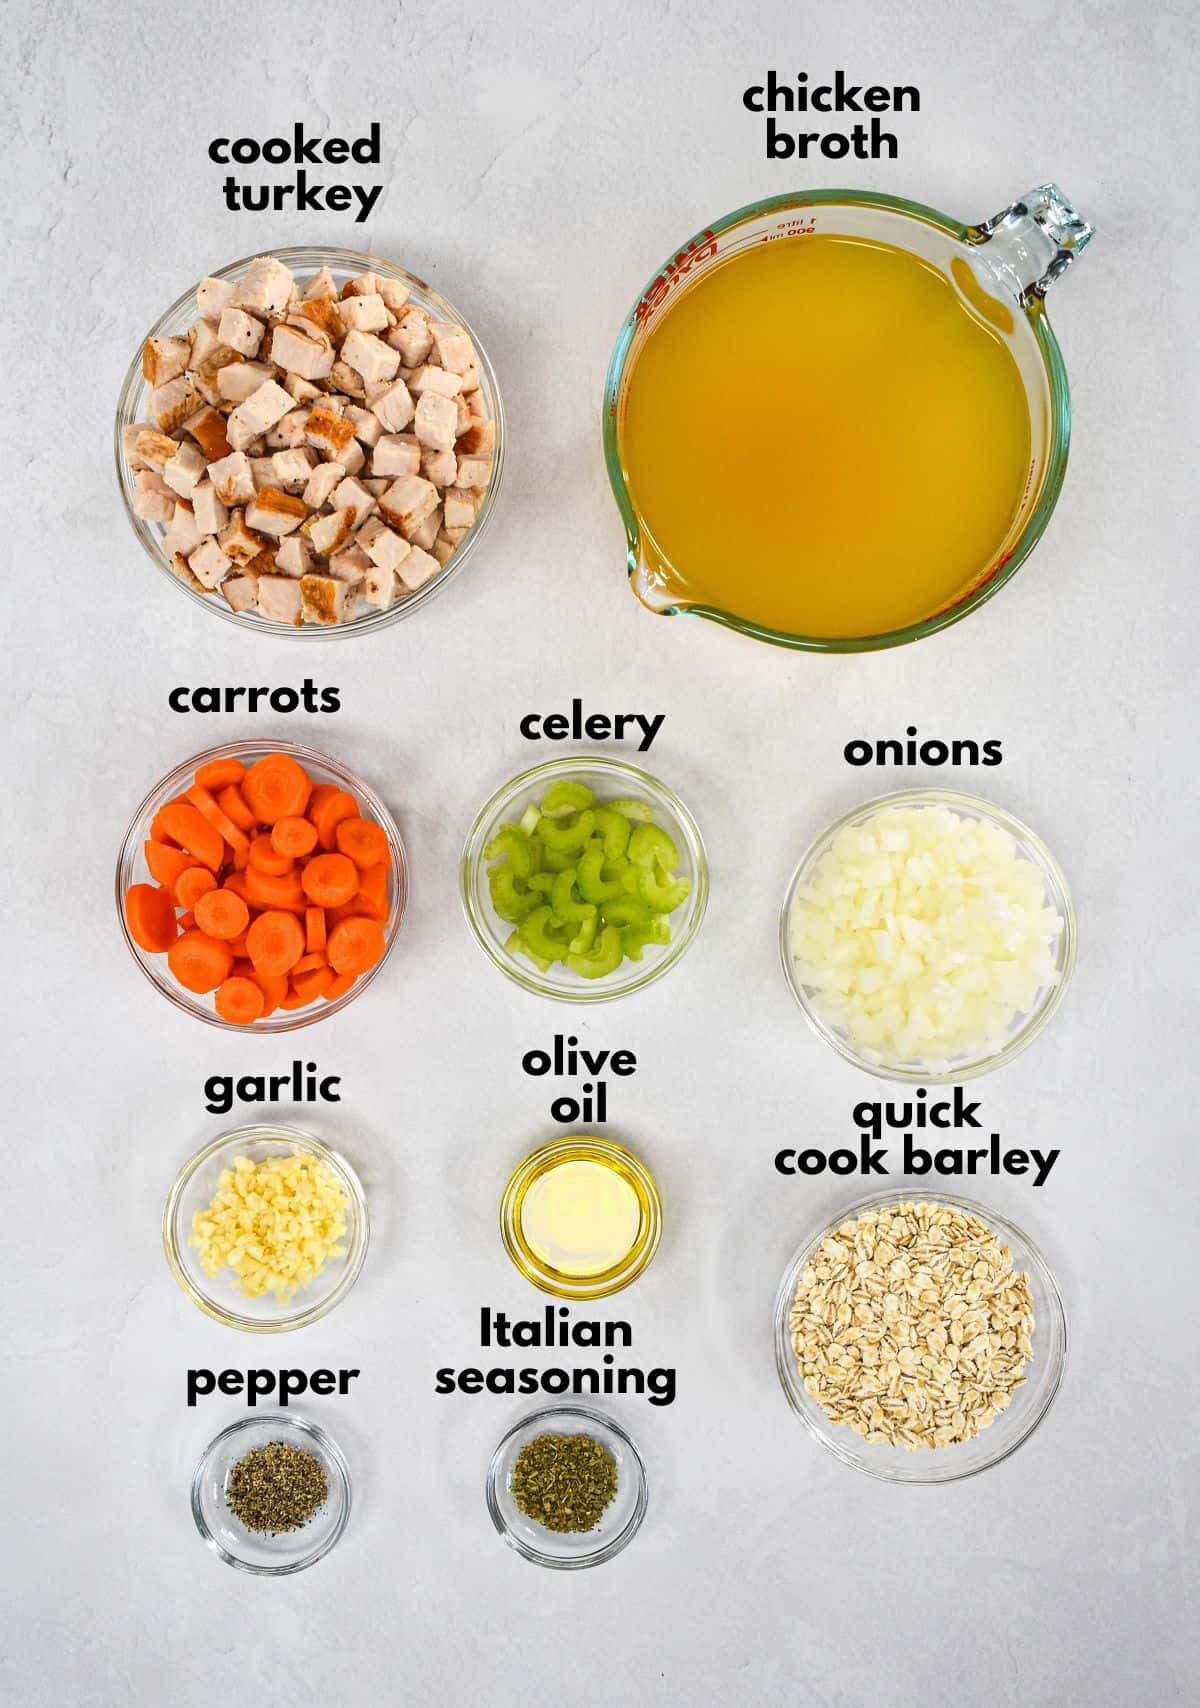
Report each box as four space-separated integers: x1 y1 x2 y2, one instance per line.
226 1441 328 1534
510 1432 618 1533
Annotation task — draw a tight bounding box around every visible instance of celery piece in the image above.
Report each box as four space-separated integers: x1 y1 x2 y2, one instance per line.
518 802 541 836
538 808 596 854
489 866 538 923
541 845 576 873
540 780 595 818
607 798 653 822
628 821 679 872
601 897 652 931
550 869 595 927
484 823 534 878
638 867 691 913
568 914 599 955
619 861 642 897
505 928 553 975
519 906 573 963
592 806 632 861
566 924 624 979
528 871 556 897
623 918 671 960
577 841 627 904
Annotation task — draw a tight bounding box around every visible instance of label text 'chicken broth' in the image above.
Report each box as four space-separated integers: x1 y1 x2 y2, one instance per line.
617 233 1032 641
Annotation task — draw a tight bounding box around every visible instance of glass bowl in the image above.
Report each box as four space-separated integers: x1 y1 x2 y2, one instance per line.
499 1134 663 1300
115 243 504 638
461 756 708 1002
774 1190 1067 1484
486 1405 649 1569
779 788 1076 1082
164 1124 369 1333
192 1413 351 1573
116 738 407 1031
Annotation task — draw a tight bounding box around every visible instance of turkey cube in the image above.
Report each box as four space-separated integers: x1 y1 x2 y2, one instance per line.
369 378 414 433
218 361 274 405
162 441 208 499
339 293 389 333
197 276 236 320
246 486 308 537
208 450 256 507
284 373 323 404
232 255 294 317
257 574 304 625
188 536 233 590
221 573 259 614
189 319 222 368
331 477 376 528
420 447 457 488
414 391 458 453
272 447 317 491
307 507 356 556
456 454 493 490
408 364 462 398
429 322 476 375
398 544 440 591
227 380 294 451
346 405 382 447
360 520 411 574
329 436 366 475
191 481 228 536
184 406 231 461
305 404 356 458
377 277 410 314
379 474 438 536
432 534 456 567
456 416 495 457
265 409 311 450
219 509 267 564
131 427 179 471
134 470 177 523
218 307 265 358
303 462 345 510
271 322 336 381
302 266 337 300
341 329 400 386
300 575 354 626
290 297 344 342
363 561 396 608
443 487 478 531
142 335 190 388
327 542 371 585
389 310 433 365
148 376 200 434
250 456 278 488
409 504 442 551
275 534 313 578
163 503 202 559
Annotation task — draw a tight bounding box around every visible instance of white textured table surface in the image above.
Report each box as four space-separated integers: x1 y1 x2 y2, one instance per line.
4 2 1198 1703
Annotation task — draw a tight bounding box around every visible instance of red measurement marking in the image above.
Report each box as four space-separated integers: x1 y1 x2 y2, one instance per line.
634 231 717 325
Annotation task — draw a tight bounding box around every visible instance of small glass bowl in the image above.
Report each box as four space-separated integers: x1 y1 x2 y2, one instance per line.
500 1134 663 1300
164 1124 369 1333
774 1189 1067 1484
116 738 407 1031
115 244 504 638
461 756 708 1002
192 1413 351 1573
486 1406 649 1569
779 788 1076 1081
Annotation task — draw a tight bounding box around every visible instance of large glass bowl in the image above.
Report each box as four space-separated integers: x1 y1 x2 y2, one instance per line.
116 244 504 637
486 1406 649 1569
774 1190 1067 1484
116 738 407 1031
461 756 708 1003
192 1413 351 1573
604 185 1094 651
779 788 1076 1082
164 1124 369 1333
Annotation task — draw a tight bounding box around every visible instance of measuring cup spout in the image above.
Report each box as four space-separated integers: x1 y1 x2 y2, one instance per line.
971 184 1095 302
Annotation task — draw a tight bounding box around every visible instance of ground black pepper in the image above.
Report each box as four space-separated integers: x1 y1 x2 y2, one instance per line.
226 1441 328 1535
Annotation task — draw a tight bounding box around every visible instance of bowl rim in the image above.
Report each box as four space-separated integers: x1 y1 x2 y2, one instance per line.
460 754 709 1004
115 242 505 640
778 786 1077 1082
116 737 407 1032
191 1411 352 1573
602 187 1072 653
163 1122 370 1333
499 1133 664 1300
772 1187 1068 1484
485 1403 649 1569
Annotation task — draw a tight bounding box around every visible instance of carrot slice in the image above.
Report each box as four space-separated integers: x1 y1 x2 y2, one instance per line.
222 870 251 903
305 906 327 953
235 964 287 1018
186 783 250 855
195 757 247 791
302 852 359 907
327 916 386 976
249 835 294 877
227 931 250 957
272 815 319 858
218 784 257 834
312 787 358 849
168 929 234 993
242 867 306 912
150 802 225 873
356 864 390 921
335 816 390 870
215 976 265 1024
175 866 219 911
279 985 312 1010
177 910 196 930
194 887 250 941
292 965 335 1002
143 840 199 897
291 951 327 975
245 909 305 977
323 970 358 1001
124 883 179 953
242 752 313 825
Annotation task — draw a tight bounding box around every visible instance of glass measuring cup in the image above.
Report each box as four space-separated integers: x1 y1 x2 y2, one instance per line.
603 185 1094 652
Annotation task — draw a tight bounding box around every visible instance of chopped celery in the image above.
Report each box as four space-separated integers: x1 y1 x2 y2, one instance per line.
541 845 576 872
568 914 598 955
484 824 534 878
607 798 653 822
489 866 538 923
577 841 628 904
637 867 691 912
538 808 596 854
623 918 671 960
541 780 595 817
566 925 624 979
519 906 574 962
518 802 541 835
629 821 679 871
601 897 653 931
528 871 557 897
505 928 553 974
550 869 595 926
592 806 632 860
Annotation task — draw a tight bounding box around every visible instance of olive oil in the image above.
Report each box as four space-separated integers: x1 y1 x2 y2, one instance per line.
619 233 1033 640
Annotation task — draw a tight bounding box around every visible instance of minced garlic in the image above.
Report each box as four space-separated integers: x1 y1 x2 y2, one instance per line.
190 1150 348 1301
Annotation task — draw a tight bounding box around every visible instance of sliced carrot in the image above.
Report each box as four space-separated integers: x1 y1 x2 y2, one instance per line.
272 815 319 859
144 840 199 897
223 871 251 903
279 985 312 1010
242 752 313 825
194 887 250 941
233 842 251 871
242 867 306 912
177 910 196 930
218 783 257 833
167 929 234 993
323 970 358 1001
245 908 305 977
232 962 287 1018
150 801 224 873
186 783 250 855
355 863 390 921
227 931 250 957
292 964 335 1002
302 851 359 907
327 916 386 976
215 976 265 1024
312 787 358 850
335 816 389 870
124 883 179 953
305 905 327 954
249 834 294 877
175 865 219 911
195 757 247 791
291 951 327 975
150 793 193 836
305 783 337 824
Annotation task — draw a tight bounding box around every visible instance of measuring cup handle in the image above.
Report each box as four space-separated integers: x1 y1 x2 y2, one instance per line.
970 184 1095 301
